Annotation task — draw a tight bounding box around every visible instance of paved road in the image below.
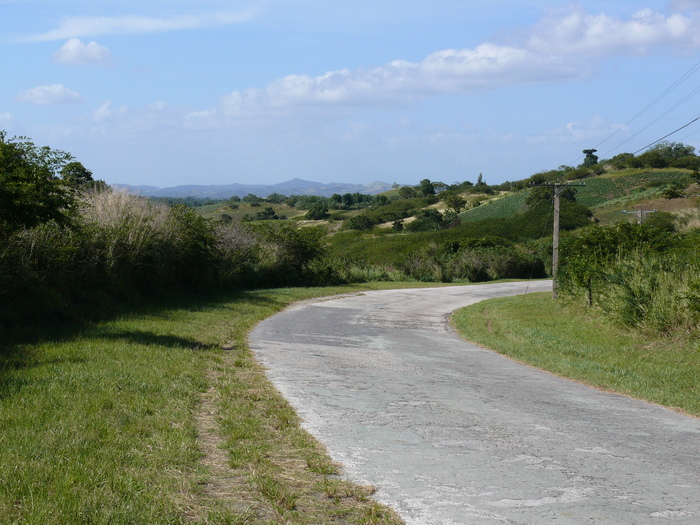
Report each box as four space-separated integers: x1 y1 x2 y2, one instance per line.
249 282 700 524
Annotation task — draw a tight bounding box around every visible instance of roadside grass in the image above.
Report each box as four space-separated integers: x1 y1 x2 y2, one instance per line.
451 292 700 417
0 284 411 525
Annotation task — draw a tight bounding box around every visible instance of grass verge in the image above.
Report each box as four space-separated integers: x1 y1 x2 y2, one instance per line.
451 292 700 417
1 284 414 524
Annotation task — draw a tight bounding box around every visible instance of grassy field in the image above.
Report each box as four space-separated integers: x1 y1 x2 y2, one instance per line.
451 292 700 417
0 284 415 525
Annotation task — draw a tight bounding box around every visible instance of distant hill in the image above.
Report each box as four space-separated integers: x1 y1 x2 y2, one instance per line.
112 178 393 199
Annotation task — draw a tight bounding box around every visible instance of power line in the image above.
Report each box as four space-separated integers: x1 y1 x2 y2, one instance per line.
629 116 700 156
568 58 700 166
595 59 700 154
596 115 700 172
600 84 700 158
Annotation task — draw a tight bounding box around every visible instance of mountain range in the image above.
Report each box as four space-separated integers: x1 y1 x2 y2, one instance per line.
112 178 394 199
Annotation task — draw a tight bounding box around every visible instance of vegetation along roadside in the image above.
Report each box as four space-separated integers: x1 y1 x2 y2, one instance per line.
452 292 700 417
2 130 699 522
0 284 418 524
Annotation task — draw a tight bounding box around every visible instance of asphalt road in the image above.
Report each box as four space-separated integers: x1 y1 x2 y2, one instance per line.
249 282 700 524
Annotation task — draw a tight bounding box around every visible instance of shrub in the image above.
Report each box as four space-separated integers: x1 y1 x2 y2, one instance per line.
344 215 375 231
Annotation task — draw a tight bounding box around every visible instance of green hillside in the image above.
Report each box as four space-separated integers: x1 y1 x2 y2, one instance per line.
459 169 695 224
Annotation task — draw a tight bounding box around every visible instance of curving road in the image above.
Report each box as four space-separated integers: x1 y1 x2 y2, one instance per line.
249 282 700 525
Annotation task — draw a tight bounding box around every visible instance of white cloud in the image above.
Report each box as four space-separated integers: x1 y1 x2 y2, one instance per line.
53 38 112 66
16 84 83 105
215 43 581 120
201 5 700 122
527 5 700 56
23 9 258 42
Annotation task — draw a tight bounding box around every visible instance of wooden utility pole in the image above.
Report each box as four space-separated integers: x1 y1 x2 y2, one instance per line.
530 182 585 300
622 209 657 224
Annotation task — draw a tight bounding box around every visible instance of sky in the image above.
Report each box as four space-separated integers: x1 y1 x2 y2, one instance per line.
4 1 700 189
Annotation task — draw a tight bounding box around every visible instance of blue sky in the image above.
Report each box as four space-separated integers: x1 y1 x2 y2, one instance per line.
3 1 700 188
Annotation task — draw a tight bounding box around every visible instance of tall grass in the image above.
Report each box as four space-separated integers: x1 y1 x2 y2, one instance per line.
558 224 700 338
594 255 700 335
0 190 330 325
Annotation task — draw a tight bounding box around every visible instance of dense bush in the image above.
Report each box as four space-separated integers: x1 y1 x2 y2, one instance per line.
0 190 329 325
344 215 375 231
558 223 699 336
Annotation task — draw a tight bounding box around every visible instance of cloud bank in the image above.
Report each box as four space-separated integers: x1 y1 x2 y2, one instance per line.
181 6 700 128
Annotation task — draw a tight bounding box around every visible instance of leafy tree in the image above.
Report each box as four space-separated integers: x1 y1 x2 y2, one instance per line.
242 193 263 203
253 207 279 220
345 215 374 230
648 141 695 159
637 150 667 169
342 193 355 208
398 186 417 199
61 161 94 188
406 208 444 232
581 149 599 167
444 193 467 213
0 131 76 232
669 156 700 170
419 179 435 196
305 203 329 220
266 192 286 204
432 181 448 193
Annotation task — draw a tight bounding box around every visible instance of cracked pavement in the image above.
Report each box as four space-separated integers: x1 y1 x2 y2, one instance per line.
249 282 700 524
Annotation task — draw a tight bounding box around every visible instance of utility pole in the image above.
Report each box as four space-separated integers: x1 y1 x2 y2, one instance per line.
622 209 657 224
529 182 585 300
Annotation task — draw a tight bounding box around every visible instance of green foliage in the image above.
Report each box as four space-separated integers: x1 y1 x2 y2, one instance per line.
443 193 467 213
265 192 286 204
405 208 445 232
242 193 263 203
60 161 94 188
0 131 76 233
581 149 599 168
344 215 375 231
419 178 435 196
648 140 695 159
398 185 417 199
304 203 329 220
248 207 280 221
558 223 698 335
0 190 328 325
151 196 226 208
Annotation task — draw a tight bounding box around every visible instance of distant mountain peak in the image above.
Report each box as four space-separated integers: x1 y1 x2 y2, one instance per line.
113 179 393 199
